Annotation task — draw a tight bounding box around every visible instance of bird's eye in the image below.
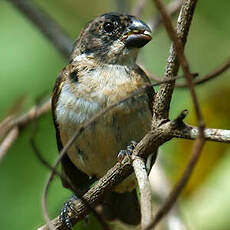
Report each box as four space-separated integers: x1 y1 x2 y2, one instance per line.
103 22 115 33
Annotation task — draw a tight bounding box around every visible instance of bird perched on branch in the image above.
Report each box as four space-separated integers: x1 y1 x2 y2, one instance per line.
52 12 154 228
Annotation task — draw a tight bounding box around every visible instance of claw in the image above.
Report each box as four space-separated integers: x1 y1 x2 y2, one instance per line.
117 141 137 163
59 195 78 229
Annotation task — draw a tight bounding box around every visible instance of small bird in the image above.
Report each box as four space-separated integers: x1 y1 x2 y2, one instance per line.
52 12 154 228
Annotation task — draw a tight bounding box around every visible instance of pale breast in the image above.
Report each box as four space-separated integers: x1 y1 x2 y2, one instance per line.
55 64 152 192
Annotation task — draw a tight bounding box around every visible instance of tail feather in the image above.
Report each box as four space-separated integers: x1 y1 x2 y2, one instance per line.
102 190 141 225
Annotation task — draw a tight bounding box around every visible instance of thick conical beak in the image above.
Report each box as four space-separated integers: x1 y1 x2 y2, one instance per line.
122 17 152 48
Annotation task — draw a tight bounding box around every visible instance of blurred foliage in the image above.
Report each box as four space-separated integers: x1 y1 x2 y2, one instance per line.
0 0 230 230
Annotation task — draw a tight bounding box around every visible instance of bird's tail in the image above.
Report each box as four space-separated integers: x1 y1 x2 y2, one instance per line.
102 190 141 225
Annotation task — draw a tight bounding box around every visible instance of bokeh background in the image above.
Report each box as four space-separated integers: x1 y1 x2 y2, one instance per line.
0 0 230 229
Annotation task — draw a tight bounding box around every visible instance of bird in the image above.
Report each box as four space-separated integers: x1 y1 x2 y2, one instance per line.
52 12 154 228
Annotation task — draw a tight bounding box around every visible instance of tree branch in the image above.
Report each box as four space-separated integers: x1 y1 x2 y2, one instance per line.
147 134 204 230
0 127 19 160
8 0 72 59
0 99 51 161
0 99 51 140
176 57 230 87
143 57 230 88
150 162 188 230
173 125 230 143
152 0 196 121
132 156 152 229
154 0 203 126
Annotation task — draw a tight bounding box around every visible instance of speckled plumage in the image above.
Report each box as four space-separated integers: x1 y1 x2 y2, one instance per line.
52 12 154 226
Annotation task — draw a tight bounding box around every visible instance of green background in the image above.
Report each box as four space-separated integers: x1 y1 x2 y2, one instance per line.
0 0 230 229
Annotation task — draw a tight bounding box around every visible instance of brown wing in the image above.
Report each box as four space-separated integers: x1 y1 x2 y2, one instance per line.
134 65 157 167
52 69 90 193
135 64 156 132
134 65 155 114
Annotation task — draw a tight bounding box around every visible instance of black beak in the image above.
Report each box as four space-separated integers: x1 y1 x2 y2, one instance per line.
123 17 152 48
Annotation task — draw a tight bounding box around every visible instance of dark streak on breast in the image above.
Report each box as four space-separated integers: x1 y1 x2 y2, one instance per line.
69 70 79 82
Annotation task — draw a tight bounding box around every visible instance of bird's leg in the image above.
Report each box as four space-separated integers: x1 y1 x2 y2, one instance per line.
59 177 96 229
59 195 78 229
117 140 137 162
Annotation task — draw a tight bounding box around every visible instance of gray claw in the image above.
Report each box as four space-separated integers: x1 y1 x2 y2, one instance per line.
59 195 78 229
117 140 137 162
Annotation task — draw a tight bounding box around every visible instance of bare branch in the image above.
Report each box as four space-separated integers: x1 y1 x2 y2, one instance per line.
0 99 51 140
150 161 188 230
154 0 204 126
147 136 204 230
173 125 230 143
152 0 197 122
142 57 230 88
176 57 230 87
139 64 163 82
0 127 19 160
12 99 51 129
30 138 63 178
8 0 72 59
132 156 152 229
0 99 51 163
0 116 14 140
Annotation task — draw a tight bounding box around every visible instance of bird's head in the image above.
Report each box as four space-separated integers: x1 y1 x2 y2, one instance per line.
71 12 152 65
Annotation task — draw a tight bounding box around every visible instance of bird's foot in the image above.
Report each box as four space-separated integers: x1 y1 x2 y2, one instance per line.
117 140 137 163
59 195 77 229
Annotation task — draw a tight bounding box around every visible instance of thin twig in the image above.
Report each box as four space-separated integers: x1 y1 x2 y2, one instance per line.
0 116 14 140
144 57 230 87
132 156 152 229
176 57 230 87
0 128 19 160
139 64 163 82
149 161 188 230
153 0 204 126
146 136 204 230
150 0 183 32
0 99 51 141
30 139 63 178
8 0 72 59
152 0 196 122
